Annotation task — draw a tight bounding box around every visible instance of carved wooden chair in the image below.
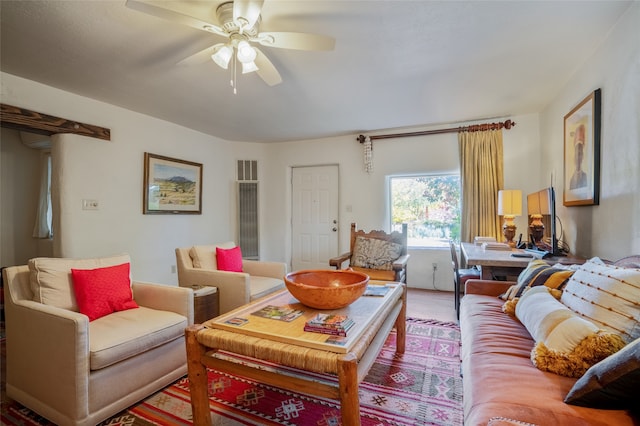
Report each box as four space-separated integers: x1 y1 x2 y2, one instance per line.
329 223 409 283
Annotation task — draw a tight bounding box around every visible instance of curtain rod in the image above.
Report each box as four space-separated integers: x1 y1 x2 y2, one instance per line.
357 119 515 143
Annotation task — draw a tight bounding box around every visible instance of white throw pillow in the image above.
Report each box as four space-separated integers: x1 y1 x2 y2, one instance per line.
560 257 640 343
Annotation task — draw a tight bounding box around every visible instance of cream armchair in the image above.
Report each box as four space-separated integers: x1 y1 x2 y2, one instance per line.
3 254 193 426
176 243 287 315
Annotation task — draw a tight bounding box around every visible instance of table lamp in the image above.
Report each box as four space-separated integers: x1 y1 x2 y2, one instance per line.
527 190 550 245
498 189 522 247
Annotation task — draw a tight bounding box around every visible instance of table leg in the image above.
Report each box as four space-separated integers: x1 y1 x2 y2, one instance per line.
185 325 212 426
338 353 360 426
395 284 407 354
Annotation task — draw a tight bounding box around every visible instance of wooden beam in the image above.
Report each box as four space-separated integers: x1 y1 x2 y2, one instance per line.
0 103 110 141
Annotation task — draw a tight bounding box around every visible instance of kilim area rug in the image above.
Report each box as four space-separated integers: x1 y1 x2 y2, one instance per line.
1 318 463 426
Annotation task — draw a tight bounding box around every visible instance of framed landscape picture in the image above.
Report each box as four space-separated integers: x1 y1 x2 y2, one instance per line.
143 153 203 214
563 89 601 206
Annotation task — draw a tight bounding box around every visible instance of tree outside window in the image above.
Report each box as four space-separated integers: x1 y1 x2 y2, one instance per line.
390 175 460 247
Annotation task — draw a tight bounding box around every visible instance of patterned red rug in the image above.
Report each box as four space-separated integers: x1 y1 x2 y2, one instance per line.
1 318 462 426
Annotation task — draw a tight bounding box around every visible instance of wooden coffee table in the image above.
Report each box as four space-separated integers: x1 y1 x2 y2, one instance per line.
185 282 406 426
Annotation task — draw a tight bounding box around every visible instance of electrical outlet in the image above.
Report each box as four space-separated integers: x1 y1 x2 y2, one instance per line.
432 262 438 270
171 265 177 274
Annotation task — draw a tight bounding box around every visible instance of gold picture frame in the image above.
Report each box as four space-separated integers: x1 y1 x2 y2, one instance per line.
563 89 601 206
143 152 203 214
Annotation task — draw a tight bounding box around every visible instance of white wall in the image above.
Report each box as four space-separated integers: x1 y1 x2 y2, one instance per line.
2 2 637 286
1 73 273 284
261 113 542 290
539 2 640 259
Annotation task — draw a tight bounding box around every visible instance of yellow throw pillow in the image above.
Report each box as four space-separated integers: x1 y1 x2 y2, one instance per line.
516 286 626 378
500 259 574 301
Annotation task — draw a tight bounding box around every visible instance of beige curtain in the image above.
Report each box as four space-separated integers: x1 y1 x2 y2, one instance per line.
458 130 504 243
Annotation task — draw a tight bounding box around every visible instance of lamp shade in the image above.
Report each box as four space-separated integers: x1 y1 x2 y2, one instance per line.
498 190 522 216
527 190 551 215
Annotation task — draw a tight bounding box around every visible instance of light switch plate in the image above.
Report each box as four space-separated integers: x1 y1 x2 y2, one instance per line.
82 199 99 210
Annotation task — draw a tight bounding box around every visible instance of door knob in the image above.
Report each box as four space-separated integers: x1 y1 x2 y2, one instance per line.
332 227 337 232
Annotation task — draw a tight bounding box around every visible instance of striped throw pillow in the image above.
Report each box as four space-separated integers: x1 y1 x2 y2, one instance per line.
560 258 640 343
501 259 575 300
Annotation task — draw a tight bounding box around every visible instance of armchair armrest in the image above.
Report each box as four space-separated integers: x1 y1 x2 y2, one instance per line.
5 299 90 418
392 254 410 271
177 266 251 314
464 279 515 297
132 281 194 324
329 252 352 269
242 260 287 278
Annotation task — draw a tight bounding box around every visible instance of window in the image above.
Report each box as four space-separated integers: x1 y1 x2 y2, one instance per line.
390 174 461 247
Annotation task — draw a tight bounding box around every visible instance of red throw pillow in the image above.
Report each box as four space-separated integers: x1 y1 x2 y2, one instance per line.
71 263 139 321
216 246 243 272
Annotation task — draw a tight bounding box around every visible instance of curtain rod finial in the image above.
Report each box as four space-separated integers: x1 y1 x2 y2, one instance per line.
504 120 516 129
357 134 366 143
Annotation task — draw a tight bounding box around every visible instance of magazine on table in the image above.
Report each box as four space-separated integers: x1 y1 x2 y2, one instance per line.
251 305 304 322
363 285 391 297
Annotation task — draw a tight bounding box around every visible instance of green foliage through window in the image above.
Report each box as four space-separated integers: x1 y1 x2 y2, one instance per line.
390 175 461 247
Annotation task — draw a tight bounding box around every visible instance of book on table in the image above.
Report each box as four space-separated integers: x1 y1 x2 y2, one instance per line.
304 313 355 336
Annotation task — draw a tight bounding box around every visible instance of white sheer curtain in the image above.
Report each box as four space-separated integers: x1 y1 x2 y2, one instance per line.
32 151 52 238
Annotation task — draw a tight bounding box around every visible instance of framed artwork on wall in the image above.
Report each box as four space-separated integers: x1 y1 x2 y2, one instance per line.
563 88 601 207
143 152 203 214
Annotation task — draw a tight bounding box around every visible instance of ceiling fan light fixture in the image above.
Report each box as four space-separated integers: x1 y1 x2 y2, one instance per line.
241 61 259 74
236 40 257 63
211 44 233 69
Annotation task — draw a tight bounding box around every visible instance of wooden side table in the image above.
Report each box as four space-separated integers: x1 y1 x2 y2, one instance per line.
192 286 219 324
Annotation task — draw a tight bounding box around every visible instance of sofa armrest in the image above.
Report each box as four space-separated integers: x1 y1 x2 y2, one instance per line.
329 252 352 269
242 260 287 279
5 299 90 417
132 281 194 324
465 279 516 297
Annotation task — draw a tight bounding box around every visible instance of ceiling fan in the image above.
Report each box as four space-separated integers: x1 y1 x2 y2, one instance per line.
125 0 335 90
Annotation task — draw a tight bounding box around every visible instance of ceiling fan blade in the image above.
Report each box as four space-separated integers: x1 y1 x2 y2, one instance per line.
125 0 226 37
233 0 264 30
254 48 282 86
176 43 225 66
255 32 335 51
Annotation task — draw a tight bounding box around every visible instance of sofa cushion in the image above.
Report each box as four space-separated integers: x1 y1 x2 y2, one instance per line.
501 259 574 300
351 236 402 271
71 263 139 321
516 286 626 377
560 257 640 343
216 246 243 272
89 306 187 370
565 337 640 409
249 276 285 301
190 242 235 270
28 254 131 311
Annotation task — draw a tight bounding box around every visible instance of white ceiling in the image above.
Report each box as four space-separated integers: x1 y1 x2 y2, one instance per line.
0 1 632 143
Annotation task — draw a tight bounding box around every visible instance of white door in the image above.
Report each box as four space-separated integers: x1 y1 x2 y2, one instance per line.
291 165 339 271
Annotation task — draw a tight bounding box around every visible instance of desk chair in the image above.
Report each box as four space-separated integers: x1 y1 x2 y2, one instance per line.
450 240 480 319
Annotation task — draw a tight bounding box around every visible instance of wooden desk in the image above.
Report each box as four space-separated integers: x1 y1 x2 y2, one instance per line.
460 242 584 280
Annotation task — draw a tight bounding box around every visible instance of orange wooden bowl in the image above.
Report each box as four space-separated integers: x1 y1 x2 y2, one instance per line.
284 269 370 310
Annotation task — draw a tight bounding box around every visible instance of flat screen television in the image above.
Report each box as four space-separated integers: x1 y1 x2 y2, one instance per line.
526 186 563 256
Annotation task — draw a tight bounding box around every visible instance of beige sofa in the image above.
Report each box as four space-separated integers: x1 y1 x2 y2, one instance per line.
176 243 286 315
3 254 193 426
